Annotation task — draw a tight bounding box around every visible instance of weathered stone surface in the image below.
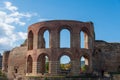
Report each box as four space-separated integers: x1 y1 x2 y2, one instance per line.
7 46 27 79
2 51 10 72
93 40 120 72
2 20 120 80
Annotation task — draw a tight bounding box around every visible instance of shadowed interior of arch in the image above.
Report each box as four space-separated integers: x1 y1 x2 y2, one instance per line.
37 54 49 74
27 55 33 73
28 31 33 50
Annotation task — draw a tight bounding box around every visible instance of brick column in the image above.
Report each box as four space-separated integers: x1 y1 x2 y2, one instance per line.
50 30 59 48
71 60 80 76
89 55 93 73
33 34 38 49
71 32 80 48
32 61 37 76
49 61 59 75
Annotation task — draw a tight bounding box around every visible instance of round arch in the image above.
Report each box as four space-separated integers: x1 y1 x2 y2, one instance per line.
27 55 33 73
58 25 73 34
58 52 73 72
80 27 90 36
80 27 91 49
58 52 73 61
28 30 33 50
38 27 51 35
37 53 50 74
38 27 51 48
80 54 90 73
58 25 73 48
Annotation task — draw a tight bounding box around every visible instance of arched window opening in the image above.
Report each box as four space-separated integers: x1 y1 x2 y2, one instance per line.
27 55 33 73
60 29 70 48
80 31 88 49
37 54 49 74
60 55 71 71
38 30 49 49
80 56 89 73
43 30 49 48
28 31 33 50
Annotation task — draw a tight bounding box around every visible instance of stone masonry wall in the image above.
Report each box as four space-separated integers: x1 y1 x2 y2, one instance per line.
93 40 120 72
2 20 120 80
7 46 27 80
2 51 10 72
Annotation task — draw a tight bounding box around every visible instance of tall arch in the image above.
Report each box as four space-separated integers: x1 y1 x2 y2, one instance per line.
37 54 49 74
38 28 50 49
43 30 49 48
28 31 33 50
80 55 89 73
60 55 71 71
27 55 33 73
60 29 70 48
80 29 89 49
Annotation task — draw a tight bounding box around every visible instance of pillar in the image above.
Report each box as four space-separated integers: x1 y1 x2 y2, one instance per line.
71 60 80 76
50 30 59 48
49 61 59 75
32 62 37 76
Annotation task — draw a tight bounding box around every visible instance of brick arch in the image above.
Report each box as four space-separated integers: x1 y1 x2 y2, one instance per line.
79 52 90 63
28 30 33 50
80 53 90 72
58 25 73 48
37 53 50 74
57 51 73 73
38 27 51 35
27 55 33 73
80 27 92 49
38 27 51 48
58 25 73 35
80 54 90 61
57 24 73 36
37 53 50 61
28 27 36 35
57 52 73 61
80 27 90 36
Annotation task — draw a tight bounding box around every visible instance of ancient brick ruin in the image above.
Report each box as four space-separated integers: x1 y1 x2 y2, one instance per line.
2 20 120 80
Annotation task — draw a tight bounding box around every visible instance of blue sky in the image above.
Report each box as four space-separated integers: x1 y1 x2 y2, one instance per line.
0 0 120 54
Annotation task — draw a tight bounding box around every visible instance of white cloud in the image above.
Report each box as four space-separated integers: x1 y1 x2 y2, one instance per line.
0 23 14 36
39 18 51 22
18 32 27 40
4 1 18 12
0 1 37 54
0 37 10 45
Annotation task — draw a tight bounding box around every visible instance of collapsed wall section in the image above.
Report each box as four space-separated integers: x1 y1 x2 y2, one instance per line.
7 46 27 79
2 51 10 73
93 40 120 72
